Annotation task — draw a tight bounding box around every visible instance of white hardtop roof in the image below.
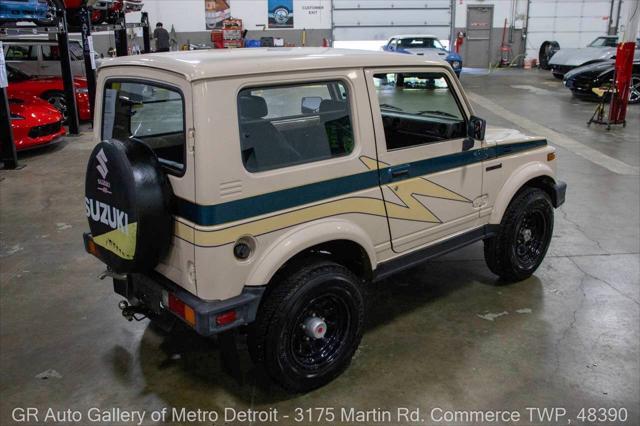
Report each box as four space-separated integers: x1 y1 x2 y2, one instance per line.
389 34 440 40
98 47 447 81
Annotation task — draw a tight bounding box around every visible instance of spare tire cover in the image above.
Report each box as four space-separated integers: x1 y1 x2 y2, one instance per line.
85 139 173 273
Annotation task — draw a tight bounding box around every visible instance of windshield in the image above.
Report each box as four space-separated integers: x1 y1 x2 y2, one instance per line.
398 38 444 49
588 37 618 47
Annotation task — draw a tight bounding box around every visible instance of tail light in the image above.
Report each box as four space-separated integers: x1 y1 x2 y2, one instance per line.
216 310 237 326
163 292 196 327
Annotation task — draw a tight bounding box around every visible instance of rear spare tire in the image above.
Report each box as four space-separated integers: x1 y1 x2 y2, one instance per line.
85 139 173 273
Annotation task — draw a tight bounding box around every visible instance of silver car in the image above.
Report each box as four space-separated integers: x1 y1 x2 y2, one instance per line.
2 38 92 77
548 36 640 79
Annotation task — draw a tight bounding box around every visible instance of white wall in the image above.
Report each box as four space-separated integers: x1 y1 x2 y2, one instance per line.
231 0 331 30
122 0 207 32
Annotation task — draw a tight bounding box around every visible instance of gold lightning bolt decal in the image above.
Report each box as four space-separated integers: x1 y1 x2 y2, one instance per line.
360 156 471 223
175 156 472 247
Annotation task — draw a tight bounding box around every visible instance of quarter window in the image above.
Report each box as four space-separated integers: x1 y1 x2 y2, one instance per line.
373 72 466 150
102 81 185 173
41 45 60 60
237 81 354 172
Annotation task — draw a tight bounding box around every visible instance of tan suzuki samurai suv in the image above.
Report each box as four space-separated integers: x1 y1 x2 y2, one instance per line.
83 48 566 392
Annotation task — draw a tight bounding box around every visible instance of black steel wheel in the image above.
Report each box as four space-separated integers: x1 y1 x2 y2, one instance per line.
513 209 549 270
249 258 364 392
484 187 554 282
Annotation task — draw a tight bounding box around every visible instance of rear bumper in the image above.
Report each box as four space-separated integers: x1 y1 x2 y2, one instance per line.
551 181 567 208
116 273 265 336
83 232 265 336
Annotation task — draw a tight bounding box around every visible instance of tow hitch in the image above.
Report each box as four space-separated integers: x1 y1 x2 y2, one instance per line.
118 300 150 321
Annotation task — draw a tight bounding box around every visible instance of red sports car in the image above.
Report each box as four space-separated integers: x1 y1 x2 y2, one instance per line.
9 95 67 151
7 65 91 122
104 0 144 24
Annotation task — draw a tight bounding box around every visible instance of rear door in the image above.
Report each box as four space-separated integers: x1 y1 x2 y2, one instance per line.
97 68 197 293
365 66 483 253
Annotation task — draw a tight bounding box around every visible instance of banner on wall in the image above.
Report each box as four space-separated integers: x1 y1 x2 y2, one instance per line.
205 0 231 30
268 0 294 28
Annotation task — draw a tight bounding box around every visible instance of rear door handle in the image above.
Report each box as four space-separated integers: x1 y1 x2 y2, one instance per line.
389 165 410 181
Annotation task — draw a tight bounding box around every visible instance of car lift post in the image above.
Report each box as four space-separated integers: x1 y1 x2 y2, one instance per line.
608 0 639 125
54 4 80 135
115 11 128 56
142 12 151 53
1 40 19 169
0 87 19 169
80 6 97 118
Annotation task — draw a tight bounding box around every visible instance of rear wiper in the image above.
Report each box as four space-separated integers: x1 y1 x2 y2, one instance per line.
416 110 458 118
379 103 403 111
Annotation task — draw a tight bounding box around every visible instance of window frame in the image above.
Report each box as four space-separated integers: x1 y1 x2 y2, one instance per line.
5 44 36 61
370 68 470 152
236 78 357 174
101 77 187 177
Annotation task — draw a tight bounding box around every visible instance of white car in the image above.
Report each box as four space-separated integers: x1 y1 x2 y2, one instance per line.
383 34 462 76
2 38 100 77
84 48 566 392
548 36 640 79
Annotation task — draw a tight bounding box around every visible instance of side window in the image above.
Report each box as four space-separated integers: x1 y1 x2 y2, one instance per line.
102 81 186 173
5 45 36 60
373 72 467 150
237 81 354 172
41 45 60 60
69 43 84 60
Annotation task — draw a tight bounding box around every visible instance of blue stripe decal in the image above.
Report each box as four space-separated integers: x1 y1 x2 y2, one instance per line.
175 139 547 226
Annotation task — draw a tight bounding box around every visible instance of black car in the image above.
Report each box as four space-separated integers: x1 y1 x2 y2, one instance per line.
563 60 640 104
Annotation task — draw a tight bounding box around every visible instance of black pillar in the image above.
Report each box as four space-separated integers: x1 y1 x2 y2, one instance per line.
0 86 19 169
142 12 151 53
57 9 80 134
114 12 128 56
80 6 97 118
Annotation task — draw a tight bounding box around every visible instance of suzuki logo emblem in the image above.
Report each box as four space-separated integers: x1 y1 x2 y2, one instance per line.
96 148 108 179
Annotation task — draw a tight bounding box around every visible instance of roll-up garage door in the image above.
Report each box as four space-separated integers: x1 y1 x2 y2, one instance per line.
526 0 617 59
332 0 453 43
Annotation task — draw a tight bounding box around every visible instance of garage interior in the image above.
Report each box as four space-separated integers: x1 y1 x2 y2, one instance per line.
1 0 639 425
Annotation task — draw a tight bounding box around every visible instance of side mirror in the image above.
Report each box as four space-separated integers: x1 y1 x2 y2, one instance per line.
468 115 486 141
301 96 322 114
462 138 474 151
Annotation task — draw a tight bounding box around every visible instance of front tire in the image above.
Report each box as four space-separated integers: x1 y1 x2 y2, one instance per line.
43 91 68 123
248 258 364 392
484 187 554 282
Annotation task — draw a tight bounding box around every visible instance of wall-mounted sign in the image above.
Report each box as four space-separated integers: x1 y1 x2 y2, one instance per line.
269 0 294 28
302 4 324 16
205 0 231 30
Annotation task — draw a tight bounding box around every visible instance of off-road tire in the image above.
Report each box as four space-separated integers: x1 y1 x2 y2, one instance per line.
484 187 554 282
248 258 364 392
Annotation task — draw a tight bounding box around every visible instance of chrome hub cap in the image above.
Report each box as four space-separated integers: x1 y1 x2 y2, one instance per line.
303 316 327 339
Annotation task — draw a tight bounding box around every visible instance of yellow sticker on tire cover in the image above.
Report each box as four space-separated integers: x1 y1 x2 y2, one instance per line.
92 223 138 260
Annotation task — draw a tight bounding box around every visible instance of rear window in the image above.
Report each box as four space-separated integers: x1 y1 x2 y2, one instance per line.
102 80 185 174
